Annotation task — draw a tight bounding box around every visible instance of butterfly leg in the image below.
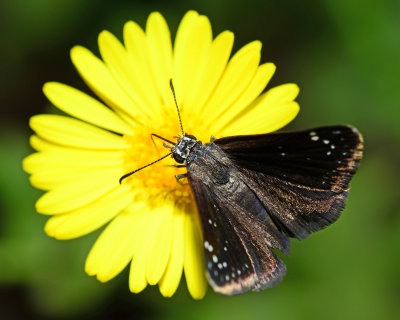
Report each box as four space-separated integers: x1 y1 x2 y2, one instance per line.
150 133 176 156
210 136 216 143
175 173 188 185
164 165 186 168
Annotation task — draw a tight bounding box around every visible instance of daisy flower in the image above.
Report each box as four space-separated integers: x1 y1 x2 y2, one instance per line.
23 10 299 299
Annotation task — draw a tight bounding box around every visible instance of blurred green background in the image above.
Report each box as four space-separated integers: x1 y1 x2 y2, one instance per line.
1 0 399 319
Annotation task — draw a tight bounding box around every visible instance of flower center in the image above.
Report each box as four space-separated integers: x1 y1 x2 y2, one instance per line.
122 120 192 209
122 109 221 211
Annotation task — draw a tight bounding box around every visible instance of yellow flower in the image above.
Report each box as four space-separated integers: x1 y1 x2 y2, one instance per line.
23 10 299 299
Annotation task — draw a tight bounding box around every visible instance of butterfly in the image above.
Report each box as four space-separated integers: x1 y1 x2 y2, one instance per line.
120 80 363 296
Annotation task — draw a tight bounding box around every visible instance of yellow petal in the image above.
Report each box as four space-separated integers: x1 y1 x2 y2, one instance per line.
45 184 132 239
211 63 276 132
36 174 120 214
43 82 133 135
200 41 261 120
173 10 199 104
146 205 173 285
30 114 130 150
129 209 153 293
123 21 160 113
85 201 147 282
129 255 147 293
98 31 159 120
145 12 173 108
29 135 69 152
173 11 212 108
185 30 234 118
223 100 300 136
183 210 207 299
30 167 122 191
159 207 185 297
262 83 300 104
70 46 141 126
23 149 124 175
222 83 300 135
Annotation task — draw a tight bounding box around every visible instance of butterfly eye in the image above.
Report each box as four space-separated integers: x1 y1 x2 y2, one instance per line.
173 153 185 163
185 134 197 140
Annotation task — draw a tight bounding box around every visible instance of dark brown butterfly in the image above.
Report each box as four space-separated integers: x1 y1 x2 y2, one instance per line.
120 80 363 295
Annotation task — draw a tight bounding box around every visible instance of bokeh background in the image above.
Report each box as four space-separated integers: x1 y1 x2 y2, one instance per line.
1 0 399 319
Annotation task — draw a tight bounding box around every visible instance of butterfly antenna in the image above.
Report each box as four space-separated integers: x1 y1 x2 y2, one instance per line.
169 79 184 137
119 152 172 184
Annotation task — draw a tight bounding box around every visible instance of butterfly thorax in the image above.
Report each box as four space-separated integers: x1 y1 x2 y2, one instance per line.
172 134 202 164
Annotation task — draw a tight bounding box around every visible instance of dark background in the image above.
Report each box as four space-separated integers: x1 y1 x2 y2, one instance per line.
1 0 399 319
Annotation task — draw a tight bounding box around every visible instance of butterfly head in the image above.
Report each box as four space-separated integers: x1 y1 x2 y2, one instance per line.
172 134 198 164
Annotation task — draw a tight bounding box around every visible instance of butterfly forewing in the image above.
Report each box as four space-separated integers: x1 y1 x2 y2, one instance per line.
214 125 363 239
215 126 362 189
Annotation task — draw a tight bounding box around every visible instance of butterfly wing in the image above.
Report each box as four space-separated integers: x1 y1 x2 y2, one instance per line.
188 171 287 295
214 125 363 240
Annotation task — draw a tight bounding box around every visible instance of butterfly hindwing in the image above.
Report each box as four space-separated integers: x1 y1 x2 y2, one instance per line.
214 125 363 239
188 173 256 295
187 147 288 295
